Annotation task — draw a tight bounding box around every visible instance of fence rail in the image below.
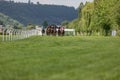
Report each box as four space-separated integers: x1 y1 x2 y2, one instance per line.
1 29 38 42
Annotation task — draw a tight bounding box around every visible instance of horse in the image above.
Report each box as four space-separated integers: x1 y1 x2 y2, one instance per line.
46 26 51 36
58 27 61 36
58 26 64 36
46 25 64 36
52 25 57 36
46 25 58 36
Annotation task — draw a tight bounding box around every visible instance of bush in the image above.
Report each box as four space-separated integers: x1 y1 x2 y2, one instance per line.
117 30 120 37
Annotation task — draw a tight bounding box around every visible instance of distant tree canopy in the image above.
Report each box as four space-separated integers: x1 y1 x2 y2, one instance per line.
0 13 23 29
0 0 77 25
78 2 84 19
42 21 48 29
68 0 120 36
26 23 35 30
0 20 3 25
61 20 69 27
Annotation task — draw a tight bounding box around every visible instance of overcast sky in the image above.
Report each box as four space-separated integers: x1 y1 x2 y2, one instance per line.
12 0 93 8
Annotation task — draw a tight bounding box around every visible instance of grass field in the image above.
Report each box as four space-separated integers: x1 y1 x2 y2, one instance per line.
0 35 2 42
0 36 120 80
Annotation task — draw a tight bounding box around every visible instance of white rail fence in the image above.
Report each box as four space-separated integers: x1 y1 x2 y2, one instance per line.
1 29 38 42
64 29 75 36
0 28 76 42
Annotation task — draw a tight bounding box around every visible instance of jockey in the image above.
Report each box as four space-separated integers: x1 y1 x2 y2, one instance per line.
60 26 64 31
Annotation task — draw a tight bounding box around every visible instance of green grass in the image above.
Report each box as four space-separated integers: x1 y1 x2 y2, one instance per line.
0 36 120 80
0 35 2 42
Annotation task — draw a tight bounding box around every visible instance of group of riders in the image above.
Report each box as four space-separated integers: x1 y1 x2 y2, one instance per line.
0 25 65 36
42 25 65 36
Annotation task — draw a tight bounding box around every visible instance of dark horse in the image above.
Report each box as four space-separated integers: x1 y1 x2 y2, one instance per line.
46 25 57 36
51 25 57 36
46 26 51 36
46 25 64 36
58 26 65 36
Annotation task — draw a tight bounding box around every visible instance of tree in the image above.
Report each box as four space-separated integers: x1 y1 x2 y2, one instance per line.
0 20 3 25
78 2 84 19
80 2 94 35
0 13 23 28
42 21 48 29
28 0 31 4
26 23 35 30
93 0 119 36
61 20 69 28
114 0 120 29
66 0 120 36
37 1 40 5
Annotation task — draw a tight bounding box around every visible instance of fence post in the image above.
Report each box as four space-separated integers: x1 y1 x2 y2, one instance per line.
2 29 5 42
2 29 39 42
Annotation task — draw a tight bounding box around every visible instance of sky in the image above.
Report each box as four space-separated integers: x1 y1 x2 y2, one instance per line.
12 0 93 8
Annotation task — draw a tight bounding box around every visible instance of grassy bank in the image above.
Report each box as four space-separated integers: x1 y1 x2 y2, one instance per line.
0 36 120 80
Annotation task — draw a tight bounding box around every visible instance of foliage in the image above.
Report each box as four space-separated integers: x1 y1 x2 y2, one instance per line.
0 0 77 25
93 0 119 36
69 0 120 36
61 20 69 28
26 23 36 30
113 0 120 29
68 19 79 31
0 36 120 79
78 2 84 19
0 12 23 28
42 21 48 29
81 2 94 34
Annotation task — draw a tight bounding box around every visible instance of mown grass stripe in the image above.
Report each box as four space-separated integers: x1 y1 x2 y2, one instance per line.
0 36 120 80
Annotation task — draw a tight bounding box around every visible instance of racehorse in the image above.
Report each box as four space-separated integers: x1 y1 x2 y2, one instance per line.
46 25 64 36
46 26 51 36
58 26 64 36
52 25 57 36
46 25 57 36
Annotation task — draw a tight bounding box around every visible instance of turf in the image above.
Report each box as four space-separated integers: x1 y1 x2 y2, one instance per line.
0 36 120 80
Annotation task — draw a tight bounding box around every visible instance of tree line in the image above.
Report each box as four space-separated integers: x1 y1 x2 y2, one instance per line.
0 0 77 25
0 13 23 29
67 0 120 36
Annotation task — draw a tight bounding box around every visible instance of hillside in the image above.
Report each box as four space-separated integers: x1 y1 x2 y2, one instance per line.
0 12 23 28
0 1 78 25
